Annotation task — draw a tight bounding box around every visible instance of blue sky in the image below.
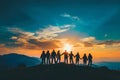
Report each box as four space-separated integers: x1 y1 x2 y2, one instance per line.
0 0 120 40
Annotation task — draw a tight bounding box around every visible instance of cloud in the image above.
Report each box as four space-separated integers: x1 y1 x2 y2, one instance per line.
97 40 120 47
10 36 18 40
83 42 93 47
36 24 75 39
4 27 120 53
6 25 74 50
73 36 96 47
0 44 5 47
74 36 120 48
61 13 80 21
80 37 96 42
8 38 62 50
8 24 74 41
79 36 96 47
28 39 62 49
8 28 34 36
0 44 10 54
74 43 84 47
8 28 36 48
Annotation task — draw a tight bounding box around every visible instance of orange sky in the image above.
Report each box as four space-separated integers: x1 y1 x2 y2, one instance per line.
1 42 120 62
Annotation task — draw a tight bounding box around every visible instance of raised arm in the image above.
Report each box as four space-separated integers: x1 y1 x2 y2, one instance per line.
60 53 64 56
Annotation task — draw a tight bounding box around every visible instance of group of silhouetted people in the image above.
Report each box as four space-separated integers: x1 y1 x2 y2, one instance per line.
40 50 93 66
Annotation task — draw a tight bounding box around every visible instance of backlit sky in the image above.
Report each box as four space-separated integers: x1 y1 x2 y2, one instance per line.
0 0 120 62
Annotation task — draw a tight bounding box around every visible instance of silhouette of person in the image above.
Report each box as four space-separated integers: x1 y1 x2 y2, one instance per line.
88 53 93 66
62 50 68 64
40 51 46 64
69 51 74 64
46 50 50 64
82 53 88 65
51 50 57 64
56 50 61 63
75 52 80 64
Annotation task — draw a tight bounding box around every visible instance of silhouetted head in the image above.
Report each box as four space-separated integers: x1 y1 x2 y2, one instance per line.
84 53 86 56
65 50 67 52
42 50 45 53
58 50 60 53
89 53 92 56
53 49 55 52
47 50 49 53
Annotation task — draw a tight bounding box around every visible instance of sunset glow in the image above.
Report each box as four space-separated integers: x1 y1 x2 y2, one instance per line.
63 44 72 52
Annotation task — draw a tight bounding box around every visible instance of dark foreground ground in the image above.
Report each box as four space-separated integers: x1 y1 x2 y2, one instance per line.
0 63 120 80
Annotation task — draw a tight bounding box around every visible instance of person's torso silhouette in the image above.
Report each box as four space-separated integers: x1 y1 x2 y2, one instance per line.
88 53 93 66
83 53 87 65
40 51 46 64
62 50 68 64
69 51 74 64
75 53 80 64
56 50 61 63
51 50 56 64
46 50 50 64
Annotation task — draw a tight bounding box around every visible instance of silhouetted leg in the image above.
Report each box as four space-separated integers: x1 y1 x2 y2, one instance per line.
83 60 86 65
72 59 74 64
89 61 91 66
67 58 68 64
43 59 45 64
64 59 66 63
54 58 55 64
89 60 92 66
48 58 50 64
46 58 48 64
83 61 85 65
88 61 89 66
76 59 77 64
49 59 50 64
65 58 67 64
41 58 43 64
43 59 44 64
54 58 56 64
57 58 58 63
47 59 48 64
52 58 53 64
58 59 59 63
76 60 78 64
59 59 60 63
59 58 60 63
91 60 92 66
57 59 59 63
85 61 87 65
64 58 66 63
70 59 71 64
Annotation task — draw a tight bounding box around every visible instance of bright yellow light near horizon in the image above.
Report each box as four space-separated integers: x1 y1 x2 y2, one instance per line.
63 43 72 52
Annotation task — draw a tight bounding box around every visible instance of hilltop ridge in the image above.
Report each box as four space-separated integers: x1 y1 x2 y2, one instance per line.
0 63 120 80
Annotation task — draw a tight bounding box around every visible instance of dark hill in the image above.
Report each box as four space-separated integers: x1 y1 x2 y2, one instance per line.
0 53 41 70
0 63 120 80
